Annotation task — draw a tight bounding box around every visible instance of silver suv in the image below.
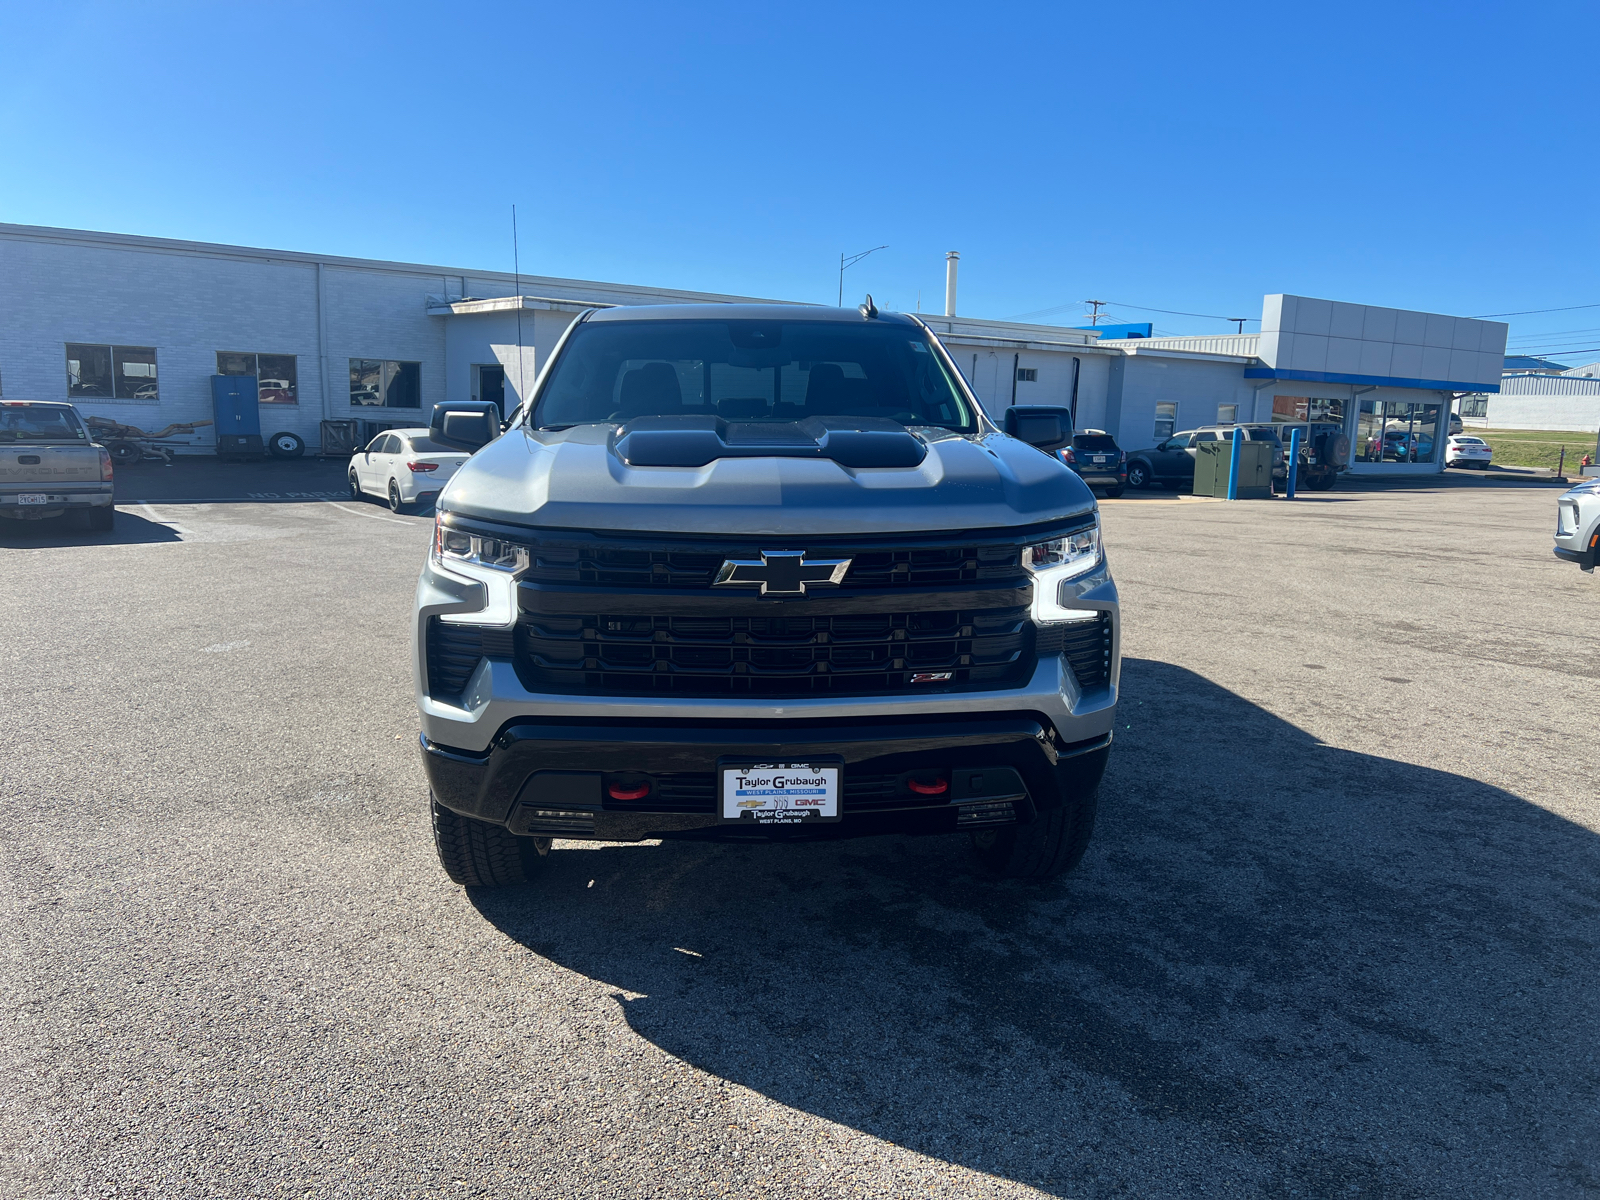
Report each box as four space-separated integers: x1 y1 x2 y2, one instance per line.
1554 477 1600 572
415 304 1120 885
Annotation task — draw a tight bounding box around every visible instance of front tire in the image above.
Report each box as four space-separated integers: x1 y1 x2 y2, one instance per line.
349 470 363 501
1127 461 1151 489
969 772 1100 879
431 795 546 887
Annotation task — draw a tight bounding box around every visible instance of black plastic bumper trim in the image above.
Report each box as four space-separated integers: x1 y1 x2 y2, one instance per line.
420 714 1110 841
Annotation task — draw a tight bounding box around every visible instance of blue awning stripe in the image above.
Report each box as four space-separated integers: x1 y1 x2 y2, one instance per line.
1242 367 1500 394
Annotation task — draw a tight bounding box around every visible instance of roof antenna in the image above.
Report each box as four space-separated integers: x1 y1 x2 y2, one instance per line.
859 294 878 320
512 204 525 412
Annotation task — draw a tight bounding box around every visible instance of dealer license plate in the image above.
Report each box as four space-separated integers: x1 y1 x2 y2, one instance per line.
721 759 841 824
17 494 48 505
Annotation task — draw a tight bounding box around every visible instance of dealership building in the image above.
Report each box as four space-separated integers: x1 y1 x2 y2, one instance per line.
0 222 1507 475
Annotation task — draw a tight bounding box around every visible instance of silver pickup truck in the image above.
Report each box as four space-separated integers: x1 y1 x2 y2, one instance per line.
415 303 1120 887
0 401 115 530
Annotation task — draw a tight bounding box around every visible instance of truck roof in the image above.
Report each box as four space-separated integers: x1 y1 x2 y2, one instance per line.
586 303 919 326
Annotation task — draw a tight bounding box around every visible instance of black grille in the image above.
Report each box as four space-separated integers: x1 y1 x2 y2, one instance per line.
519 538 1024 590
425 620 515 702
1038 613 1113 690
516 607 1033 698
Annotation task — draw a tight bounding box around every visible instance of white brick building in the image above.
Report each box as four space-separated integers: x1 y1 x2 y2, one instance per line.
0 223 1506 474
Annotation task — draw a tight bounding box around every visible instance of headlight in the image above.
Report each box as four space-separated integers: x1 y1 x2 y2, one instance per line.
1023 521 1103 623
433 519 529 572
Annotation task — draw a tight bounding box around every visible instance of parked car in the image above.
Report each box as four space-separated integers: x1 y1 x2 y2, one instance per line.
1125 425 1286 490
1271 421 1350 490
417 303 1117 886
1377 428 1436 462
1553 477 1600 572
1449 411 1464 435
1444 435 1492 469
0 401 115 530
1059 429 1126 496
348 428 471 512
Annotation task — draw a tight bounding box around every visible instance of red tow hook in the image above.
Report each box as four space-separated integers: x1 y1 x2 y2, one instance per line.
607 781 651 801
906 776 949 796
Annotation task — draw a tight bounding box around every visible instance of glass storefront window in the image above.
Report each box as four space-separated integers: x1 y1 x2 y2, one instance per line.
1356 401 1441 464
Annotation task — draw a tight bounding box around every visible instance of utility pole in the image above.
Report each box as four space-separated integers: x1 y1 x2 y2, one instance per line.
839 246 887 307
1084 300 1107 326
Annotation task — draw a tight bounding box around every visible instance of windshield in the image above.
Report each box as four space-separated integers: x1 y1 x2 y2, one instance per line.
534 319 975 431
0 405 87 441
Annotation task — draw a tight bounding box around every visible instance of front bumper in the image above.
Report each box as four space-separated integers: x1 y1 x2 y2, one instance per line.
421 714 1111 842
1554 491 1600 570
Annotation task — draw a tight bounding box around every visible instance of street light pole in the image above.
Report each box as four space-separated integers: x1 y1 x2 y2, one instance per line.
839 245 887 307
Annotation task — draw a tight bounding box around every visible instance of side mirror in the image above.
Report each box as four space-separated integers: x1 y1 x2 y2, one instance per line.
1004 405 1073 451
430 401 500 452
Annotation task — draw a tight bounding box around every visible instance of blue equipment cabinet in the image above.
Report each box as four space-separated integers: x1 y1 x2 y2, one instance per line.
211 375 264 458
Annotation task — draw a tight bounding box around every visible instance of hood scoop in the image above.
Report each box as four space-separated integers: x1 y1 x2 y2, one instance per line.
613 415 927 469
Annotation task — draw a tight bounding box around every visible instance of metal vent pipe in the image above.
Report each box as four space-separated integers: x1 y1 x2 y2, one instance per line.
945 251 959 317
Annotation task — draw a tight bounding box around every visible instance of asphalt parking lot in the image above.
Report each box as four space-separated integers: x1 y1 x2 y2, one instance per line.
2 464 1597 1198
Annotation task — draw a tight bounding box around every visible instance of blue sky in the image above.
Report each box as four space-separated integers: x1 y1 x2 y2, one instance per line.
2 1 1596 358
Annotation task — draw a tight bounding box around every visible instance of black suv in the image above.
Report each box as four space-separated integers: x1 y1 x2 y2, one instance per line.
1059 430 1126 497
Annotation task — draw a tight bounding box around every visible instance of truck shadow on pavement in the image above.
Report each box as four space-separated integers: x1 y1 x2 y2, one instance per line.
471 658 1600 1197
0 509 180 547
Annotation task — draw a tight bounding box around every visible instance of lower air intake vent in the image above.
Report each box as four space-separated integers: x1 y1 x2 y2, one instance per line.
425 619 515 703
1037 613 1113 691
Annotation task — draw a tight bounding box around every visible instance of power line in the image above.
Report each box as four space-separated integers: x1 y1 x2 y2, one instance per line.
1008 297 1258 325
1470 301 1600 318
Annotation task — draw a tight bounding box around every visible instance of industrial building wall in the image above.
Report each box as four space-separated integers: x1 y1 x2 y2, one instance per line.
0 232 323 445
1109 354 1256 449
1483 379 1600 431
937 339 1113 431
322 265 448 427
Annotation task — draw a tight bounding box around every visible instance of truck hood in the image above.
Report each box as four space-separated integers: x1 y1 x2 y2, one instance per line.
438 424 1097 536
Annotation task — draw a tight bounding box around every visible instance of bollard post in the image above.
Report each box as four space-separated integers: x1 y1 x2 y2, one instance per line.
1226 426 1242 500
1287 428 1300 499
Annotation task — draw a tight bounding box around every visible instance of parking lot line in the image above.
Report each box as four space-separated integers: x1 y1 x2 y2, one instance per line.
322 499 417 526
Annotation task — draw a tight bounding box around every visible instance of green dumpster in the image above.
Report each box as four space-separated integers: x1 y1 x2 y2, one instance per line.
1193 438 1272 498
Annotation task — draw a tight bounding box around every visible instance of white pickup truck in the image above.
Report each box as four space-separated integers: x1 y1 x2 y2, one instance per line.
0 401 116 530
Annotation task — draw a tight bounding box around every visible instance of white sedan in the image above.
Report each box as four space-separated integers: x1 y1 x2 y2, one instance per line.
1444 435 1493 470
348 428 470 512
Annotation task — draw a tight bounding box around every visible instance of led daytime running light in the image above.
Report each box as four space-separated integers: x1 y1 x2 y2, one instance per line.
433 521 529 572
1022 520 1103 624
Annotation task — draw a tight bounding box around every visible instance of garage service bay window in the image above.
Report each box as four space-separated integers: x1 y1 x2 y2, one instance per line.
218 352 298 403
67 344 158 401
350 359 421 408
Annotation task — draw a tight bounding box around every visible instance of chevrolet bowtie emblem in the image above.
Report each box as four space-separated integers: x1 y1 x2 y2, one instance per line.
713 550 852 596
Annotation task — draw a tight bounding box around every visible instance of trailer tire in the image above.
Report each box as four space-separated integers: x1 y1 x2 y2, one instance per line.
267 431 305 459
107 441 142 466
